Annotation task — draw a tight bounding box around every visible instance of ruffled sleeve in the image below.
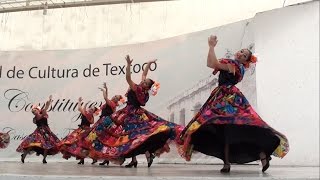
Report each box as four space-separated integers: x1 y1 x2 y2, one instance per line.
213 58 245 82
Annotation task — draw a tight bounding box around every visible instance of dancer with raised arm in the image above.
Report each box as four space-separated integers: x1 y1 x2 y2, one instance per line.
85 56 182 168
179 35 289 173
84 83 124 166
59 97 100 165
17 95 60 164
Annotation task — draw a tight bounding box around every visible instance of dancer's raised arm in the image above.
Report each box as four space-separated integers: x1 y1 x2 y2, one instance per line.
207 35 235 74
125 55 137 91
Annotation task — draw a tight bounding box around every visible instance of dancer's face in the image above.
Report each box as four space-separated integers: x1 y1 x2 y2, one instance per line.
141 79 153 90
235 49 251 64
88 107 99 116
111 95 121 103
88 107 96 114
31 109 40 116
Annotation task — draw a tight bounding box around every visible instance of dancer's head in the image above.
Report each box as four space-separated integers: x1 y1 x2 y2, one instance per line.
111 95 122 103
111 95 124 105
140 78 155 90
88 106 100 116
235 48 257 68
31 106 41 116
235 49 252 63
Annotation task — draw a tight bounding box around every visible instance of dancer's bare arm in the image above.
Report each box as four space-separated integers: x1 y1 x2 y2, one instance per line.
207 35 235 74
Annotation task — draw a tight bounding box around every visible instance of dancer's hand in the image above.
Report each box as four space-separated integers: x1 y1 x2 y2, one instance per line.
103 82 107 89
208 35 218 48
125 55 133 65
47 95 53 104
44 95 53 112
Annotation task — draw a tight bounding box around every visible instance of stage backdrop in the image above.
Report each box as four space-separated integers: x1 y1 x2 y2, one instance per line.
0 20 256 163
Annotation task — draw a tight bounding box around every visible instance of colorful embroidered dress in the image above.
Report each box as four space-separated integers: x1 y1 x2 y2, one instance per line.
16 110 60 155
85 84 182 161
81 101 117 160
58 111 95 159
179 59 289 163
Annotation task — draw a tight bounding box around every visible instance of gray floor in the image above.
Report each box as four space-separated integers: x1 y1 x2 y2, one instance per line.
0 161 319 180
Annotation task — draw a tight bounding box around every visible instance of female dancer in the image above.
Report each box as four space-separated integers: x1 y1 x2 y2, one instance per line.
178 35 289 173
82 83 124 165
59 97 100 165
17 95 61 164
86 55 182 168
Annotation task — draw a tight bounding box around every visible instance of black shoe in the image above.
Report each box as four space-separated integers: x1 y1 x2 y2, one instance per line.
91 159 97 165
20 154 25 163
99 160 109 166
125 161 137 168
147 154 155 168
220 164 230 173
78 159 84 165
261 157 270 172
42 159 47 164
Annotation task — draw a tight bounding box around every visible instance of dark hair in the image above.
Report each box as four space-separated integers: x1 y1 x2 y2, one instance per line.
116 95 123 101
147 78 155 89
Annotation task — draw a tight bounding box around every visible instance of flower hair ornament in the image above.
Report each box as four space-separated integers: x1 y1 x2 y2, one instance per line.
94 106 101 113
149 82 160 96
250 54 258 63
244 53 258 68
118 96 126 106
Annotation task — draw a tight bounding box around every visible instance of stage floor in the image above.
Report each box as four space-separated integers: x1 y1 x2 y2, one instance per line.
0 161 319 180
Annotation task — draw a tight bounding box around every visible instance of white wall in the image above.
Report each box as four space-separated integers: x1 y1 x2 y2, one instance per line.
253 1 319 166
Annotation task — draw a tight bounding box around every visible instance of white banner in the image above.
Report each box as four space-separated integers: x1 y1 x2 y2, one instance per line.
0 21 256 163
